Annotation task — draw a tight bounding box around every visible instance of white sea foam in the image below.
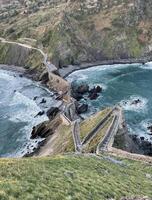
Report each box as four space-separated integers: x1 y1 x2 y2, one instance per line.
0 70 16 81
8 91 49 157
140 62 152 70
140 119 152 136
9 92 48 123
89 83 107 90
120 95 148 113
67 73 88 82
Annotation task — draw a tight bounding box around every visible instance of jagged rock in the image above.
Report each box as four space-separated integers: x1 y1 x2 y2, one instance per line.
88 92 99 100
77 84 89 94
71 82 89 100
31 123 53 139
46 107 59 119
33 96 38 100
147 125 152 134
35 111 45 117
140 137 145 141
88 85 102 100
40 98 46 104
76 103 88 114
131 99 141 105
96 85 102 93
130 135 152 156
39 70 49 83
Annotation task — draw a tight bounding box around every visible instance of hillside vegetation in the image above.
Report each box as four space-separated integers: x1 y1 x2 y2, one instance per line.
0 155 152 200
0 0 152 67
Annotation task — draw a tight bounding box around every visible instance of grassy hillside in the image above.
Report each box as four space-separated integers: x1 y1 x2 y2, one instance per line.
0 0 152 67
0 155 151 200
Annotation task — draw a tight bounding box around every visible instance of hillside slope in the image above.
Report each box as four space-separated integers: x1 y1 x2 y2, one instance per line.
0 155 152 200
0 0 152 67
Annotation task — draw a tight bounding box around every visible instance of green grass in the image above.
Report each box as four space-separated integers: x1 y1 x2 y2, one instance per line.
83 117 113 153
56 125 75 153
80 108 111 141
0 155 151 199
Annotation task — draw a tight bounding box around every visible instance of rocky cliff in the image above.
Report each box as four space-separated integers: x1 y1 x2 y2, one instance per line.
0 42 44 69
0 0 152 67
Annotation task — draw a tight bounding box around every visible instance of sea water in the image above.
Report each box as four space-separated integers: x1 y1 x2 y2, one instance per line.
67 62 152 141
0 68 59 157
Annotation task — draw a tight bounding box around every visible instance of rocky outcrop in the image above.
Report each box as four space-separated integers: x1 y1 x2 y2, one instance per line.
31 116 62 139
88 86 102 100
76 103 88 114
46 107 59 120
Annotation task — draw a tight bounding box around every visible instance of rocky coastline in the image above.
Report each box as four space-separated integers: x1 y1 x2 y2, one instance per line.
1 52 152 157
59 56 152 78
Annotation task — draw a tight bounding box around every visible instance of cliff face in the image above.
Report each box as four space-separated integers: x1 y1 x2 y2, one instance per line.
0 0 152 67
49 0 152 66
0 42 45 80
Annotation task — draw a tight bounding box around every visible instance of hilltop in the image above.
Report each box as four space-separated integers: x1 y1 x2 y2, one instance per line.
0 155 152 200
0 0 152 68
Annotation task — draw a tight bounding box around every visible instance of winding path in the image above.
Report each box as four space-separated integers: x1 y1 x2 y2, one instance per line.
0 37 57 73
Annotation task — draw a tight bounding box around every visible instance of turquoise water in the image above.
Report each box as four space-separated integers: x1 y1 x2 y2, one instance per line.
0 68 59 157
67 62 152 141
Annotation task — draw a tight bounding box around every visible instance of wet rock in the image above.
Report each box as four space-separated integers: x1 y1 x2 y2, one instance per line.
73 93 83 101
71 82 89 100
147 125 152 134
88 92 99 100
131 135 152 156
76 103 88 114
39 70 49 84
33 96 38 100
88 85 102 100
96 85 102 93
131 99 141 105
40 98 46 104
140 137 145 141
35 111 45 117
31 123 53 139
77 84 89 94
46 107 59 119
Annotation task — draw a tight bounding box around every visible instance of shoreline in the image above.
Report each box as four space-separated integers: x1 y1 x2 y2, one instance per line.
0 64 26 73
1 54 152 158
60 56 152 78
0 64 62 158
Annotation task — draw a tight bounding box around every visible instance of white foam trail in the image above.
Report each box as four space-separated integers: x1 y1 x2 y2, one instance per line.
140 62 152 70
140 119 152 136
120 95 148 113
9 92 47 122
67 74 88 82
0 70 16 81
